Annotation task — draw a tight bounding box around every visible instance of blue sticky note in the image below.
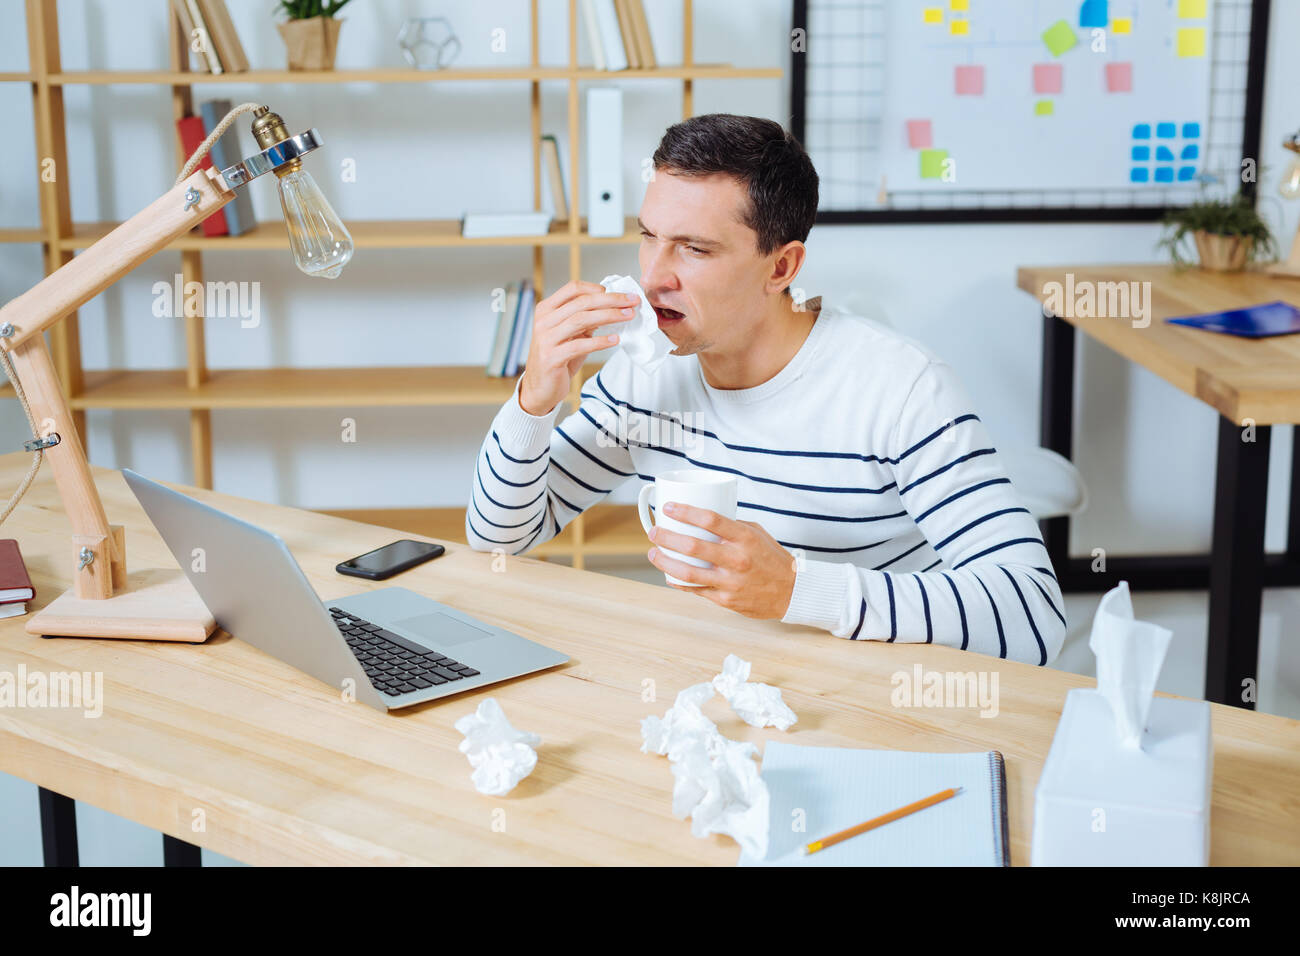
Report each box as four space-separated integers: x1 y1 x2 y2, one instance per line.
1154 167 1175 182
1131 145 1150 161
1156 145 1175 161
1182 143 1199 160
1133 123 1151 139
1157 123 1177 138
1131 167 1150 182
1182 122 1201 138
1079 0 1108 28
1178 166 1197 181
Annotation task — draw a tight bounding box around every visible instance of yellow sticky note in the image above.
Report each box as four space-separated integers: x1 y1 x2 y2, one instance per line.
923 8 943 24
1178 0 1208 17
1112 17 1132 34
1177 27 1206 57
1035 100 1054 116
950 19 969 35
950 0 969 9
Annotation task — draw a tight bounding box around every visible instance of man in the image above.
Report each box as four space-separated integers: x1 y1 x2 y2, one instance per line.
467 114 1065 665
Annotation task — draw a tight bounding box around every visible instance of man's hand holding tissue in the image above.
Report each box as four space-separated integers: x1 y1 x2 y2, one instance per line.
647 502 796 619
518 280 639 416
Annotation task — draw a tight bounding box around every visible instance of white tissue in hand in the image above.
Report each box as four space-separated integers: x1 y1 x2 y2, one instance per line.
711 653 798 731
599 274 675 374
454 697 541 795
1087 582 1172 750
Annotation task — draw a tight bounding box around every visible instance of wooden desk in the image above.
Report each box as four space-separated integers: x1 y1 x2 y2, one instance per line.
1 454 1296 865
1018 264 1300 709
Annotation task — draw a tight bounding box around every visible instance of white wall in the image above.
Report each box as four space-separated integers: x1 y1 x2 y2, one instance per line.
0 0 1294 864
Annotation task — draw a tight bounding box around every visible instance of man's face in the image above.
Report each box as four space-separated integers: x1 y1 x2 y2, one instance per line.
637 170 774 357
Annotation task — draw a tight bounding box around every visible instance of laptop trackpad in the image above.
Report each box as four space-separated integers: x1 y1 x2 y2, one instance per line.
392 612 491 648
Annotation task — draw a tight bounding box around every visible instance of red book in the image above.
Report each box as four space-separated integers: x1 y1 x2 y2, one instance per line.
0 539 35 603
176 115 229 237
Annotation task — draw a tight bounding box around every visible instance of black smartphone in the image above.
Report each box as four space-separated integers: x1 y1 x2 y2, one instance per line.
336 539 446 580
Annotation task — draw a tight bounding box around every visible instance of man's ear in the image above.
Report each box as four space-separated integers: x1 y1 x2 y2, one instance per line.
765 240 807 295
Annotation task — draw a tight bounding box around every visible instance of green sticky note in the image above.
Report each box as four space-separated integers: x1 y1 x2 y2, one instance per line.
1035 99 1054 116
920 148 949 179
1042 19 1077 56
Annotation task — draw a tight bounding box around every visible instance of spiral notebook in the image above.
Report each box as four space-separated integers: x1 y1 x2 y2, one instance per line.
738 743 1009 866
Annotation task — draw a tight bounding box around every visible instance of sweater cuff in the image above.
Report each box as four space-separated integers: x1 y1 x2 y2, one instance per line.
495 376 561 458
781 558 852 633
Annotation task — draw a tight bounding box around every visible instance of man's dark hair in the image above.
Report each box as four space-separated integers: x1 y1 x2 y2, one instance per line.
652 113 819 257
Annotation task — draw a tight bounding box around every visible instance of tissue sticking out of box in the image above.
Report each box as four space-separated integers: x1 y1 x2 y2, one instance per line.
640 656 798 859
455 697 541 795
599 274 675 374
711 654 798 731
1087 582 1173 751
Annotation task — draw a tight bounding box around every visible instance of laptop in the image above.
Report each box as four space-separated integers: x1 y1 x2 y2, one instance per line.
123 468 568 711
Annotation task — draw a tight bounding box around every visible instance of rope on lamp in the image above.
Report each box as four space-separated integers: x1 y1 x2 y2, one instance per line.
0 103 268 524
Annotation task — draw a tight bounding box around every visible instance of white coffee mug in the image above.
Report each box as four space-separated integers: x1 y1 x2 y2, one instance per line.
637 469 738 586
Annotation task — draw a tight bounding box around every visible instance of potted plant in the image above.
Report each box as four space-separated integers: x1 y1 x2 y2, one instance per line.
277 0 353 71
1156 196 1278 272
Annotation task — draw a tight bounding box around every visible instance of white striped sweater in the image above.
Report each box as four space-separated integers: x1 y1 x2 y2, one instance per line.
466 303 1066 665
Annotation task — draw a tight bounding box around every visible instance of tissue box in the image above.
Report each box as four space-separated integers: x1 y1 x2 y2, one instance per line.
1032 688 1212 866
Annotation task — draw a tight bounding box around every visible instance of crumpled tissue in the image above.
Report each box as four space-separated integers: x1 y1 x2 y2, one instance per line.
639 656 798 859
711 653 798 730
454 697 541 795
599 274 675 375
1087 581 1173 750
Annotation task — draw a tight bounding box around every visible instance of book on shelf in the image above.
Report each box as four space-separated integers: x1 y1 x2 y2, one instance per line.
582 0 656 70
176 116 230 236
199 99 257 236
197 0 249 73
541 135 569 222
172 0 224 74
505 280 536 377
461 211 552 238
487 282 520 377
486 280 537 378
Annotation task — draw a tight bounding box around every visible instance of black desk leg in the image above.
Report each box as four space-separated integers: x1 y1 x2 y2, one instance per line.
38 787 78 867
1039 311 1075 573
1206 416 1271 709
1289 427 1300 561
163 834 202 866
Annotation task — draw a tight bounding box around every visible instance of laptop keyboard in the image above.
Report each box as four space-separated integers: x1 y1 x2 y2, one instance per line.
329 607 480 697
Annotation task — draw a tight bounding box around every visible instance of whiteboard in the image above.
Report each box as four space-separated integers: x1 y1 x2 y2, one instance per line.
880 0 1214 193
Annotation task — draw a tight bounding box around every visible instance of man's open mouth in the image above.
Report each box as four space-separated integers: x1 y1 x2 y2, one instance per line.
654 305 685 324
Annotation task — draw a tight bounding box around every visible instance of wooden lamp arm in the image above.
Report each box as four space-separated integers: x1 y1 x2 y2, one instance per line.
0 167 236 599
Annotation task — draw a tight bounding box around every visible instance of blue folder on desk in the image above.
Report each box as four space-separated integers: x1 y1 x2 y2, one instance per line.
1166 300 1300 337
738 743 1009 867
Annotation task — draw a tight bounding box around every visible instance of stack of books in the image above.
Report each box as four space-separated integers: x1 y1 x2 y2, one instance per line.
581 0 657 71
170 0 249 74
175 98 259 237
486 280 536 378
0 539 35 620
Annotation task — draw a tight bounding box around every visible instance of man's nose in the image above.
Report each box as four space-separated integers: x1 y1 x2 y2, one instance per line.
640 245 678 296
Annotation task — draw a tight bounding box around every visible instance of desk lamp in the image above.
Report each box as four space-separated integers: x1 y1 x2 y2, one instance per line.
0 103 353 642
1268 129 1300 277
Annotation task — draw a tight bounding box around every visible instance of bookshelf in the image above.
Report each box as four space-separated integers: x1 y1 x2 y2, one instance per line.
3 0 781 570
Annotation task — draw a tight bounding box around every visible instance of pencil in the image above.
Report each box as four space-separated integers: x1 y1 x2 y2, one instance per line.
802 786 964 855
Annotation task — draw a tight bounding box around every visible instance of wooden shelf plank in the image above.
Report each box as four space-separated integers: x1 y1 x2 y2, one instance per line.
0 73 31 83
59 217 640 250
60 364 600 410
0 228 44 244
317 502 648 557
47 65 781 86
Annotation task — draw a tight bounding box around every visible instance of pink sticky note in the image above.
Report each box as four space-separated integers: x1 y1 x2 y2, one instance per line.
1033 63 1062 94
1106 61 1133 93
954 64 984 95
906 119 933 149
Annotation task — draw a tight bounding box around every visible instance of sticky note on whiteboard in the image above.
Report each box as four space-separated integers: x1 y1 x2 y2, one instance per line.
920 149 949 179
1177 28 1206 57
950 0 969 9
1042 20 1077 56
906 119 933 149
1106 61 1132 93
1178 0 1208 17
1033 63 1063 94
950 19 969 35
1112 17 1132 33
954 65 984 95
1035 100 1055 116
923 7 943 23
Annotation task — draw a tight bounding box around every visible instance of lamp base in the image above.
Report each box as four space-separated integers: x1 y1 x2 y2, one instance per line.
26 567 216 643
